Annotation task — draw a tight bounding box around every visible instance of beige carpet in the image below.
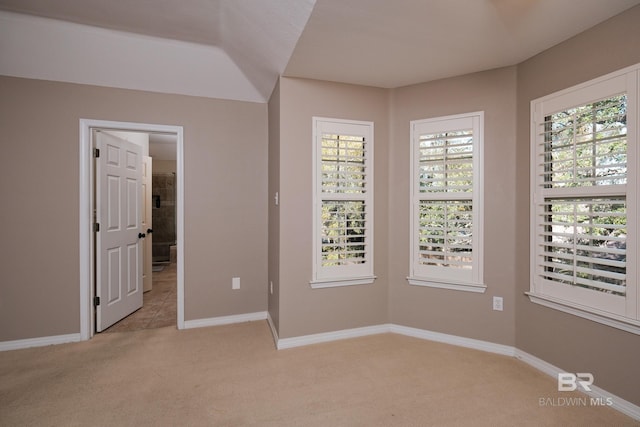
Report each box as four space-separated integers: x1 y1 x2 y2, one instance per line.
0 321 637 426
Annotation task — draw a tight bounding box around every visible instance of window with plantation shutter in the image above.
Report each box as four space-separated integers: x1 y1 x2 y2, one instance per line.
529 64 640 334
311 117 375 288
408 112 484 292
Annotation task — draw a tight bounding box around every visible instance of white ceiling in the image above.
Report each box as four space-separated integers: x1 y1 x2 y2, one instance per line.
285 0 640 88
0 0 639 101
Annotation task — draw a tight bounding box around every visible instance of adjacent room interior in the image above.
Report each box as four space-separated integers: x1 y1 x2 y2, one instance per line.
1 0 639 424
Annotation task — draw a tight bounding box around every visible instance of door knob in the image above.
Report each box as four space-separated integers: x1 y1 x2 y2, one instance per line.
147 228 153 234
138 232 146 239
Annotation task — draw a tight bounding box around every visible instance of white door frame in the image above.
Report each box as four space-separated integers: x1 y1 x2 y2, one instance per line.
79 119 185 340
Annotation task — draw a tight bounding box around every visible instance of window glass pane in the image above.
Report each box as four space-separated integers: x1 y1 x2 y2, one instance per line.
542 95 627 188
321 200 367 267
540 198 626 296
321 134 367 194
419 130 473 193
418 200 473 269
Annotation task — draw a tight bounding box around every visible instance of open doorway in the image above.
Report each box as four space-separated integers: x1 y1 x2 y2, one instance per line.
101 131 178 333
79 119 185 340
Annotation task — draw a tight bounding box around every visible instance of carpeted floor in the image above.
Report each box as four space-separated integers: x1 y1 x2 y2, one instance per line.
0 321 637 426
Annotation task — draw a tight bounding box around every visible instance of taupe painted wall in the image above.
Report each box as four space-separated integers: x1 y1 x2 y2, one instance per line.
389 67 518 346
276 77 389 339
268 78 281 334
153 160 176 174
515 6 640 405
0 76 268 341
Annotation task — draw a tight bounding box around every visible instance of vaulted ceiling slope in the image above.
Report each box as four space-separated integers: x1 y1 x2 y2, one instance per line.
0 0 639 102
0 0 315 102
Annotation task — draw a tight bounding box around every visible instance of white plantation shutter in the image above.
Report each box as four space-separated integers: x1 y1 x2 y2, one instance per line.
538 95 627 189
409 113 484 291
312 118 374 287
530 66 640 327
321 134 367 195
418 200 473 270
418 129 474 193
537 198 627 296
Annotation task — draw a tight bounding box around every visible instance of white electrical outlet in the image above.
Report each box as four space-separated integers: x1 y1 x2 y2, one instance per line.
232 277 240 290
493 296 503 311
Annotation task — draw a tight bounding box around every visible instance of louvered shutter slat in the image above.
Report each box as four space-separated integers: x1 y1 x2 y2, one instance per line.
418 200 473 269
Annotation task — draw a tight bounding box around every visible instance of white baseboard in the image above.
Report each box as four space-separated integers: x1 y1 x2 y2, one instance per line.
275 323 516 356
515 349 640 421
390 324 516 356
183 311 267 330
276 324 391 350
0 333 81 352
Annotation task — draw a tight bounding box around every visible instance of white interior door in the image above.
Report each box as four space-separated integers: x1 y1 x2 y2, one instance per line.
95 131 144 332
142 156 153 292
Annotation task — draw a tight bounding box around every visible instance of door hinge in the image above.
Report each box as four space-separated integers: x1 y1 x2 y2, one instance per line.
94 148 100 158
94 223 100 232
94 296 100 307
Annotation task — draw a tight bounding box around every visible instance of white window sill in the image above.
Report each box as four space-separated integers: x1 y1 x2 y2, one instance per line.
526 292 640 336
310 276 376 289
407 277 486 293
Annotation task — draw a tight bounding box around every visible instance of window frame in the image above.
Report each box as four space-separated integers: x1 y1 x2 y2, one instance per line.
408 112 485 293
528 63 640 335
310 117 376 289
